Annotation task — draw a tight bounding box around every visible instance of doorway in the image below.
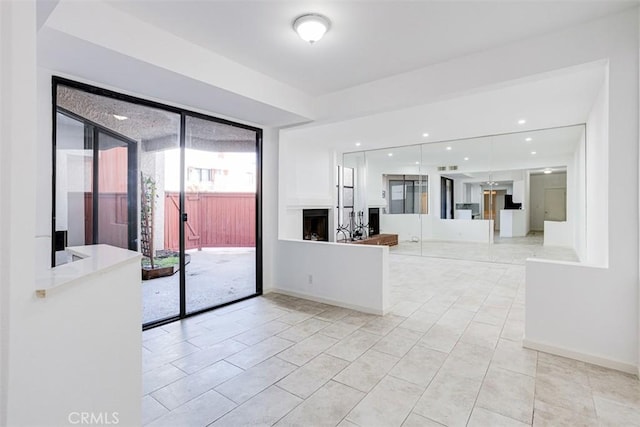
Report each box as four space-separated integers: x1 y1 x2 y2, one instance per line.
53 78 262 328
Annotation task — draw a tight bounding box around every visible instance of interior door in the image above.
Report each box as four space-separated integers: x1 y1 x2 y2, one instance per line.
544 188 567 221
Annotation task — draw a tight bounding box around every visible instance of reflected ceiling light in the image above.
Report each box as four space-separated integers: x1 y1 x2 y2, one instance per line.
464 157 469 161
446 146 452 151
531 151 537 155
293 14 330 44
388 153 393 157
113 114 128 121
422 132 429 137
525 137 532 142
518 119 527 125
355 141 361 147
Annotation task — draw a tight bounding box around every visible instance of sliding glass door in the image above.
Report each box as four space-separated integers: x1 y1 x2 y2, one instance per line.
53 78 262 329
183 115 258 313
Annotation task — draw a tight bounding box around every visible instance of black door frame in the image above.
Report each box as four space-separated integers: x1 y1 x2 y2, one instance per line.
51 77 263 330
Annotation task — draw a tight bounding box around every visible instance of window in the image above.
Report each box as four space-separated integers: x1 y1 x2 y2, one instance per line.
386 175 428 214
337 166 355 226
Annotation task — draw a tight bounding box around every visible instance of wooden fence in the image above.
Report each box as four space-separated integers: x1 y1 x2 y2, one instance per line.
164 192 256 250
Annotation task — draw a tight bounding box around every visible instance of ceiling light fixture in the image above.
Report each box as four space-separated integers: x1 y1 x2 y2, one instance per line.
446 146 452 151
293 14 330 44
464 157 469 161
422 132 429 137
531 151 537 155
113 114 128 121
415 161 420 165
544 169 552 174
355 141 361 147
388 153 393 157
518 119 527 125
525 137 532 142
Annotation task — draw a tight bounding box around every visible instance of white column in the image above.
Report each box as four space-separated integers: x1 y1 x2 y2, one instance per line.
0 1 38 425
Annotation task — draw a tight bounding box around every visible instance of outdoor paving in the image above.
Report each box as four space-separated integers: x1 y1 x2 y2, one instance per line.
142 248 256 324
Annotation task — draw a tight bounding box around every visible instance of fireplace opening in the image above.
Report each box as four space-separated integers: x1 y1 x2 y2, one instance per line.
368 208 380 236
303 209 329 241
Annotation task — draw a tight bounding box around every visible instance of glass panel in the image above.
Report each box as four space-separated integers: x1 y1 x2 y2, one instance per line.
421 137 493 262
343 187 354 207
367 145 422 255
56 83 182 325
140 127 180 324
96 131 131 250
184 115 257 313
54 112 92 265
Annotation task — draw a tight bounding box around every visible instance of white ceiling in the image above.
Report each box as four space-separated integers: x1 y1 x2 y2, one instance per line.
108 0 636 96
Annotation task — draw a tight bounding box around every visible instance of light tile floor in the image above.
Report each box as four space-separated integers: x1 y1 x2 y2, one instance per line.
142 255 640 426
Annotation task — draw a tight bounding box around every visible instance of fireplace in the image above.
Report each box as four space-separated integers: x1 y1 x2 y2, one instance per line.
368 208 380 236
302 209 329 241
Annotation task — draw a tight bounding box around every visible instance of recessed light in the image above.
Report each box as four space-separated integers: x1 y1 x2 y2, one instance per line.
464 157 469 161
525 137 532 142
422 132 429 137
388 153 393 157
355 141 361 147
113 114 128 121
446 146 452 151
518 119 526 125
544 170 552 174
531 151 537 155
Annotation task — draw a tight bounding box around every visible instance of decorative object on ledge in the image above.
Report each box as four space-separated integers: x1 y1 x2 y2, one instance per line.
303 209 329 241
337 210 377 242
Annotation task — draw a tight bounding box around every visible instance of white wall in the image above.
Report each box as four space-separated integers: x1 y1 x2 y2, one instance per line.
526 259 636 373
543 221 572 247
572 129 587 260
380 214 421 242
1 1 42 423
525 12 638 370
262 127 279 291
274 240 389 314
586 76 609 266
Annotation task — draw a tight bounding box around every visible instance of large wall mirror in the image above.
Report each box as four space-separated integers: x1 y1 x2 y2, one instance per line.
340 124 585 265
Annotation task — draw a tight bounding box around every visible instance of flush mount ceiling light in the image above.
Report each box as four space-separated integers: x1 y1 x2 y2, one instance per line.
446 146 452 151
518 119 527 125
293 14 330 44
422 132 429 137
525 137 532 142
388 153 393 157
355 141 361 147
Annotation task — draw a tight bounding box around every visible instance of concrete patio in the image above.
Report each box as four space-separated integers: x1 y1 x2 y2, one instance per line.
142 247 256 324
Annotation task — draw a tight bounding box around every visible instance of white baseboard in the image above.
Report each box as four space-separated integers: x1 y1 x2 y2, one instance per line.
523 337 638 376
266 287 385 316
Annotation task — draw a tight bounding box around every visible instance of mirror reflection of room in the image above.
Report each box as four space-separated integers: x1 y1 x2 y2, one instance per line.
339 125 584 265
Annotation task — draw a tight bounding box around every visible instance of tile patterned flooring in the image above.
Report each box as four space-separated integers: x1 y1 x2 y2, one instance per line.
142 255 640 426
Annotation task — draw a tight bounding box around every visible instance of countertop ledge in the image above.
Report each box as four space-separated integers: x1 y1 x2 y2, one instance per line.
36 244 141 298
